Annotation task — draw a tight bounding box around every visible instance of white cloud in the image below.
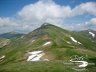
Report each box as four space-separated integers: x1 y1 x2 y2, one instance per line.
61 23 88 31
18 0 71 23
90 18 96 25
74 18 96 31
17 1 96 31
71 2 96 16
0 0 96 33
85 18 96 25
0 17 17 27
63 17 96 31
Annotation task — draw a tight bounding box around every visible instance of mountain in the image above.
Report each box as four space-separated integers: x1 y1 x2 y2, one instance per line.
0 31 25 39
0 23 96 72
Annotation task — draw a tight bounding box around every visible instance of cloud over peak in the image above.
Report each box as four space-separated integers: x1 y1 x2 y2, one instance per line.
0 0 96 33
18 0 71 22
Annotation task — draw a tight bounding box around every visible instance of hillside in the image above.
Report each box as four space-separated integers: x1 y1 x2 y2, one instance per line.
0 23 96 72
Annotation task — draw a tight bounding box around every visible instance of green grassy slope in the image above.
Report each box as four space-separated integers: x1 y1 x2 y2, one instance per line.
0 24 96 72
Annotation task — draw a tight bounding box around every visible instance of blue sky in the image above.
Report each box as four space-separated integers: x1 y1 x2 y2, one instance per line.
0 0 96 33
0 0 38 17
0 0 96 17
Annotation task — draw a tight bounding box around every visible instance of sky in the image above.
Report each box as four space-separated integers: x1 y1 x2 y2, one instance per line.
0 0 96 34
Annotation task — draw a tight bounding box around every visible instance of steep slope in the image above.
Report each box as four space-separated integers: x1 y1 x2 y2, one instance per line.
0 23 96 72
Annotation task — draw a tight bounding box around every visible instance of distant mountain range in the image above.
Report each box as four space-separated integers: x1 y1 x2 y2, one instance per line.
0 31 25 39
0 23 96 72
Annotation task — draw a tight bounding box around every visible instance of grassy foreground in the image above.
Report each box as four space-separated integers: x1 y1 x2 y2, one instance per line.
0 61 74 72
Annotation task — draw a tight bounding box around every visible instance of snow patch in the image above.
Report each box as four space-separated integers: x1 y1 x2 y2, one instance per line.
43 23 48 25
78 42 82 44
89 32 95 38
27 51 48 61
67 41 71 44
70 37 82 44
28 51 43 55
70 59 88 68
0 55 5 60
43 41 51 46
70 37 78 43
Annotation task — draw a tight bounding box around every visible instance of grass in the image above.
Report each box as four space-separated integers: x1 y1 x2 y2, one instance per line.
0 61 74 72
0 24 96 72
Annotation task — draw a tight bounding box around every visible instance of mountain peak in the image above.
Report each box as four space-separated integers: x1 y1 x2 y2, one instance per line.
41 23 53 27
42 23 49 26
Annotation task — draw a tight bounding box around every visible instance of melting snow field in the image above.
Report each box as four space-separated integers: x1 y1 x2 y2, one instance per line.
89 32 95 38
70 37 82 44
43 41 51 46
70 59 88 68
0 55 5 60
27 51 46 61
70 37 77 43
